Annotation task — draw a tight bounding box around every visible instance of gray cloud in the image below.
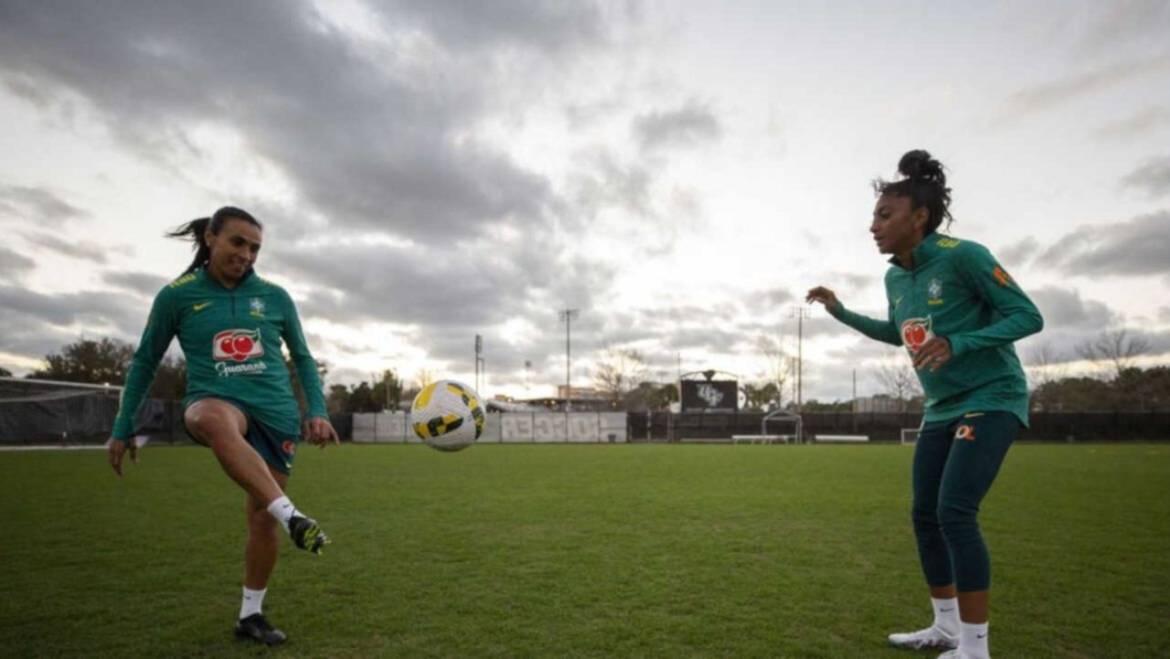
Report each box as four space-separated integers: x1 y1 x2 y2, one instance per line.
373 0 611 54
569 149 653 219
0 185 87 225
264 237 618 372
1120 157 1170 198
1029 286 1115 330
1161 306 1170 323
1035 210 1170 277
0 246 34 280
0 286 145 344
0 1 619 245
102 271 170 297
1094 106 1170 140
997 236 1040 267
1001 55 1170 118
632 100 721 151
1078 0 1170 54
21 232 107 264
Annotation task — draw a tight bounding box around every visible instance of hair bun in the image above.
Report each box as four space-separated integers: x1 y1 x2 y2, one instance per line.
898 149 944 183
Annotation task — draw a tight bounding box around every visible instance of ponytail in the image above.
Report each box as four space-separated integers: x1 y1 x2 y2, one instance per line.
166 206 262 275
167 218 212 275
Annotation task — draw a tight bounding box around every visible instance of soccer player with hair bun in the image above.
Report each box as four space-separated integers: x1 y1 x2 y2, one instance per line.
108 206 339 646
807 151 1043 659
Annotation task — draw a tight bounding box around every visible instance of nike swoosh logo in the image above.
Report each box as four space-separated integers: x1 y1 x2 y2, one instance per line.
939 607 954 612
194 302 212 312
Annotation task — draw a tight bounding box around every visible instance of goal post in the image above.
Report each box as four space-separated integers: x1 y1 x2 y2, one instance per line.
0 377 125 445
900 427 921 445
762 409 802 444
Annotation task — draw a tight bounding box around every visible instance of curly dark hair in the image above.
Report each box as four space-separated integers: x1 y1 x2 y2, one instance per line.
873 150 953 235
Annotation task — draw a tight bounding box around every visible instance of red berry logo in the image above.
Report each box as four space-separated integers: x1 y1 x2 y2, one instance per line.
213 329 264 362
233 335 254 356
900 317 932 352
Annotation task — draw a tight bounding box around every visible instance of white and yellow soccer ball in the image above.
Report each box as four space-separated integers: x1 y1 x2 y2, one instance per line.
410 380 485 451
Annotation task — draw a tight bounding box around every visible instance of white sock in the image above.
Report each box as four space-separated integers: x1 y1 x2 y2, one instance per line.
931 597 960 635
266 495 298 533
960 621 990 659
240 586 266 620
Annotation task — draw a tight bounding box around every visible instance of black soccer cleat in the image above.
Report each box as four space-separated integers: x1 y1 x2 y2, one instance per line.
234 613 287 646
289 513 330 554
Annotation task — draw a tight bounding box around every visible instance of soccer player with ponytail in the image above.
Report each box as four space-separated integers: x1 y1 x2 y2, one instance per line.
807 151 1043 659
108 206 338 645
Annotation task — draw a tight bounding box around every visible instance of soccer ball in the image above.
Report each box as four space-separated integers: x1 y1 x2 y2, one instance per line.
410 380 485 451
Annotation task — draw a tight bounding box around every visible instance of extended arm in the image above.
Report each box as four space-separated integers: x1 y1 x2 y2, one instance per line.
111 288 177 440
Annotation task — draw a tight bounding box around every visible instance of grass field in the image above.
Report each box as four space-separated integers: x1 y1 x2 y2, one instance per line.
2 443 1167 658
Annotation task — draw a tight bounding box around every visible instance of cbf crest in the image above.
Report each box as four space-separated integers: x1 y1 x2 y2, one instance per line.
927 277 944 306
249 297 266 318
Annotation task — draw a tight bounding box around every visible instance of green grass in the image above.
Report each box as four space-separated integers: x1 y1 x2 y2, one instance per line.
1 443 1167 657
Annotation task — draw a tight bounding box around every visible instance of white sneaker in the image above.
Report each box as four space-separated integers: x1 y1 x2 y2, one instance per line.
887 625 959 650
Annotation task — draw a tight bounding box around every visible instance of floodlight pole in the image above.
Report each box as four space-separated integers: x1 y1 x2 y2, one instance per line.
474 334 484 393
559 309 579 412
792 307 809 412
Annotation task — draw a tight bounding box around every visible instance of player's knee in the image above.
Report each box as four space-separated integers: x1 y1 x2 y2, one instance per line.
937 499 978 544
911 500 940 533
185 408 230 444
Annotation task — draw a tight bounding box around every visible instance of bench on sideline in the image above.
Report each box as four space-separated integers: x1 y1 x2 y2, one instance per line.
814 434 869 443
731 434 792 444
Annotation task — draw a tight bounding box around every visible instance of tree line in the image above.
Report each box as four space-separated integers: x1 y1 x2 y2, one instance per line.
6 332 1169 413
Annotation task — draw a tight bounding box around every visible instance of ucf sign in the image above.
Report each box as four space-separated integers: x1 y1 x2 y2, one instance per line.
680 379 738 412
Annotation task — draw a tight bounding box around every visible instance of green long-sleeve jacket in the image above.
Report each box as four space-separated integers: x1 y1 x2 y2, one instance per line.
111 268 327 440
829 234 1043 425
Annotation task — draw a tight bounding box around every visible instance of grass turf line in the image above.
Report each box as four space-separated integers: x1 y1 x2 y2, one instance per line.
1 443 1166 657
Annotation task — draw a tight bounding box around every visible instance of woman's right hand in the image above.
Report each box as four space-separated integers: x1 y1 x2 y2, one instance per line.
805 286 841 312
107 437 138 477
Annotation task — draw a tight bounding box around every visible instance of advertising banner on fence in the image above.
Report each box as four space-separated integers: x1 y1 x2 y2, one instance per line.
352 412 626 443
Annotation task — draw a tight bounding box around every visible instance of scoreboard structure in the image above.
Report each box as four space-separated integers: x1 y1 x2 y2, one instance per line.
679 370 739 413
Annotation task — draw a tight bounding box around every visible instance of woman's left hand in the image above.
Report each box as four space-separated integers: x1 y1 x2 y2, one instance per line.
912 337 952 372
304 416 341 448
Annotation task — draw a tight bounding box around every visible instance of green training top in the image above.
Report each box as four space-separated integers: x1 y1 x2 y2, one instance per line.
828 233 1043 425
111 268 327 440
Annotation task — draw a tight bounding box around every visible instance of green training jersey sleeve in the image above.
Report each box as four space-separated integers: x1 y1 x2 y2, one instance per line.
828 301 901 346
277 285 328 420
111 284 179 440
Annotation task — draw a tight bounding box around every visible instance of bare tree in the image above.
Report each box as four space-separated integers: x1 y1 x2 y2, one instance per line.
1025 342 1068 411
1026 342 1068 387
413 368 435 390
756 334 790 409
593 348 648 403
874 359 922 412
1076 328 1150 381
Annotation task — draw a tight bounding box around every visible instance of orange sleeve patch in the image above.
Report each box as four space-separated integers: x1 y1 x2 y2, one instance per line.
992 266 1012 287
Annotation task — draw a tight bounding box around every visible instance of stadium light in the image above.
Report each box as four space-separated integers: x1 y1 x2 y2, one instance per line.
559 309 579 412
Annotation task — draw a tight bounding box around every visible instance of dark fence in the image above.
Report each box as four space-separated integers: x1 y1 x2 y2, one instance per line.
0 395 354 446
4 401 1168 445
625 411 1170 442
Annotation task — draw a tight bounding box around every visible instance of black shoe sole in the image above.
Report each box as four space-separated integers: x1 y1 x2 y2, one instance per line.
235 627 286 646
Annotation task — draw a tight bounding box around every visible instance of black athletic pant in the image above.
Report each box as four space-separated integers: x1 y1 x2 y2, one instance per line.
912 411 1018 592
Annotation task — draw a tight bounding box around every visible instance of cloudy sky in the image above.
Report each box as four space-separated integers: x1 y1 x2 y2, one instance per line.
2 0 1169 402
